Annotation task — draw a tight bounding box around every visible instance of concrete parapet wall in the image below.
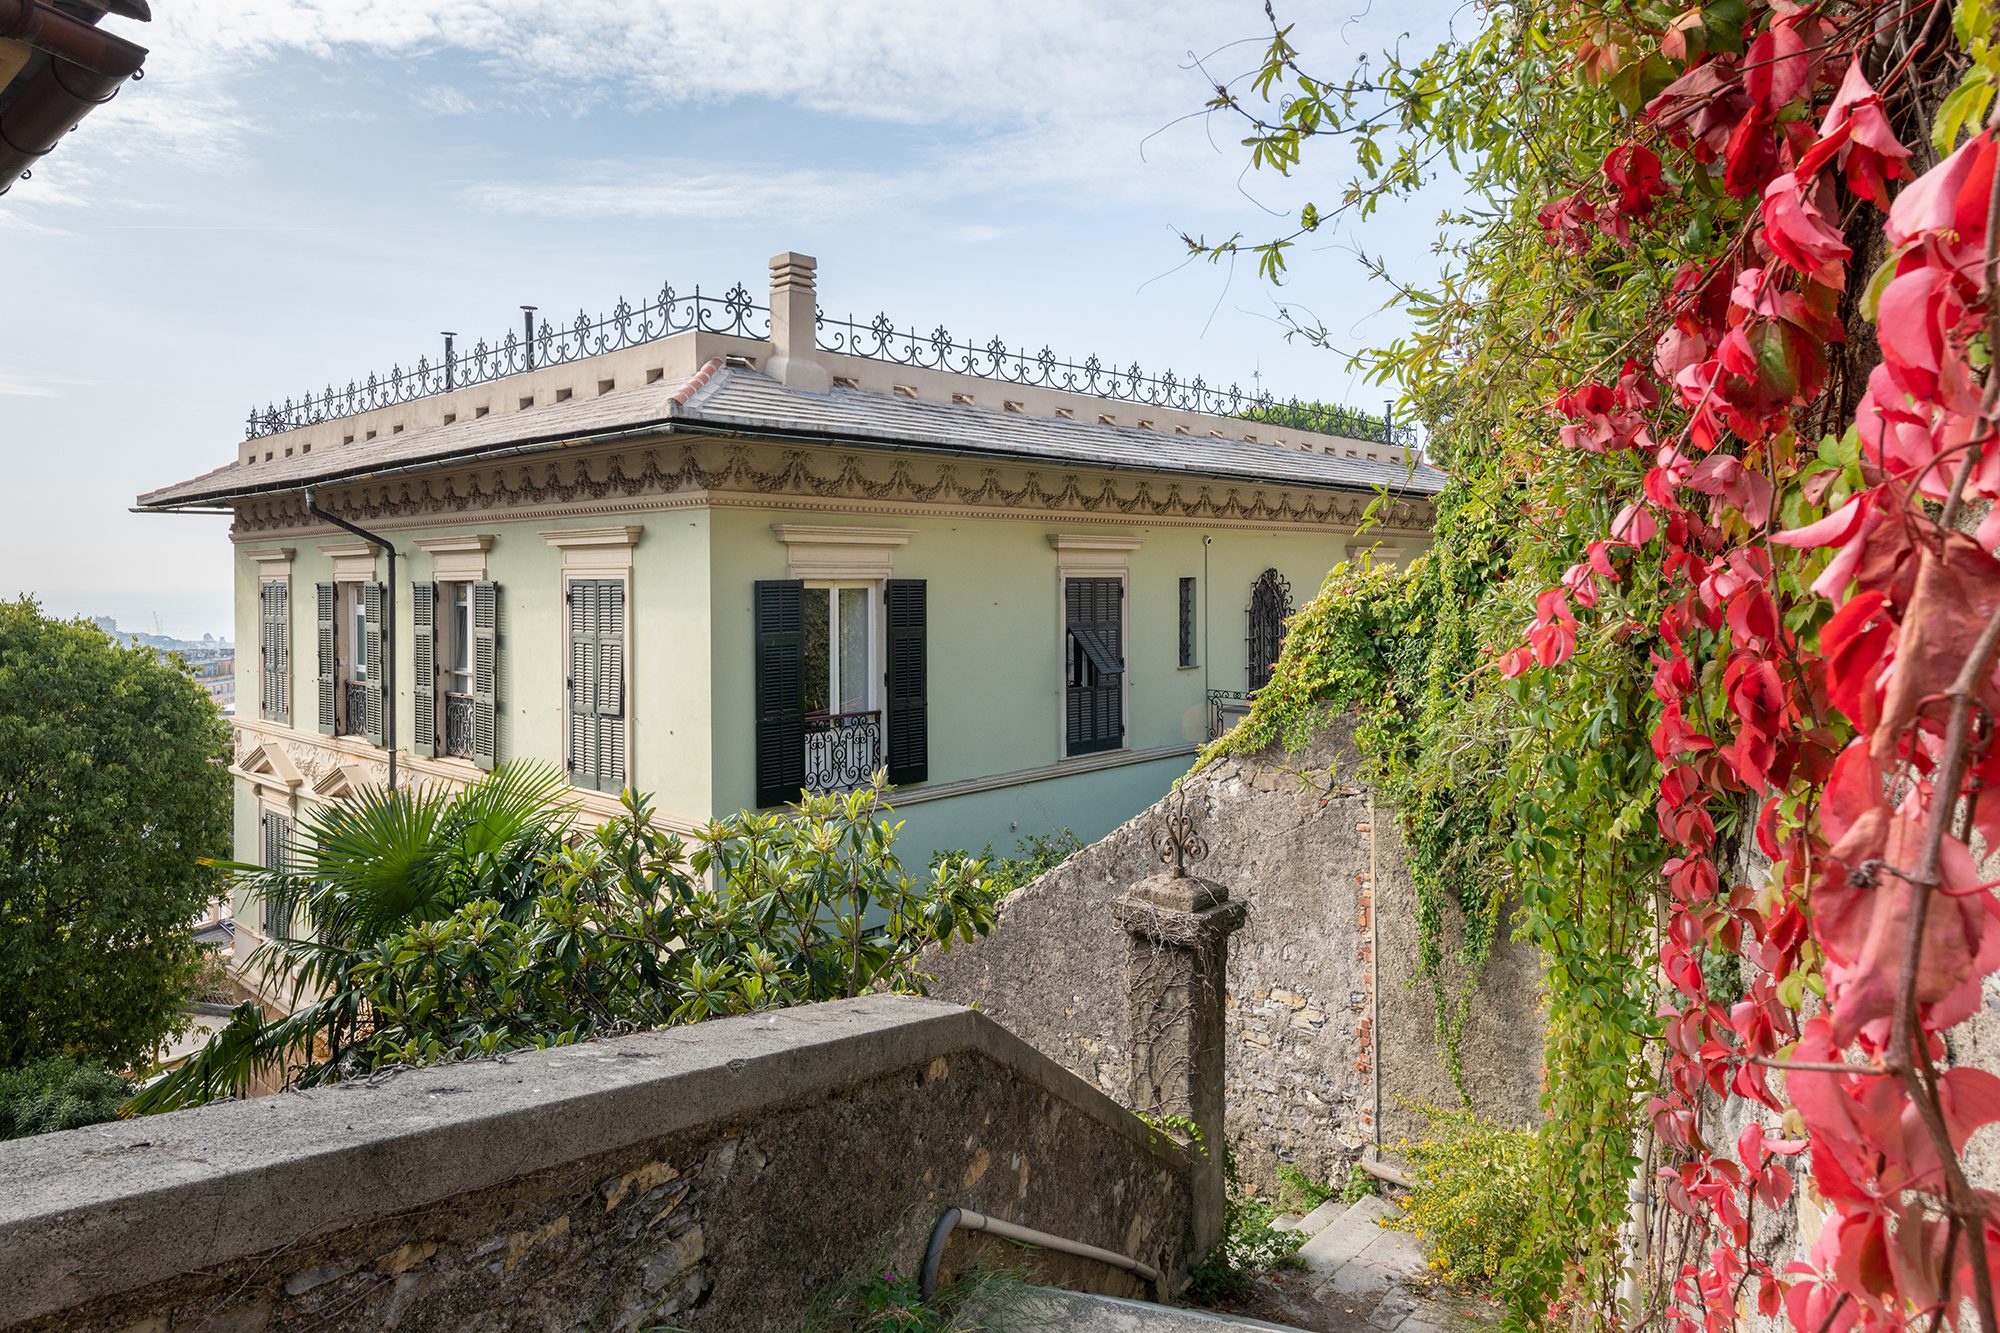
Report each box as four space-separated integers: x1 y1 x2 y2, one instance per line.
0 997 1191 1332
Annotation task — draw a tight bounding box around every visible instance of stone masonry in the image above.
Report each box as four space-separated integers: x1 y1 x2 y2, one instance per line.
925 720 1545 1192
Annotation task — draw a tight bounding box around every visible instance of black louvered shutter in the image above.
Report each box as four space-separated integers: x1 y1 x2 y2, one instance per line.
754 580 806 807
362 581 385 747
568 582 597 788
411 581 436 758
260 581 289 724
1065 577 1125 756
315 582 337 736
884 579 927 785
472 581 499 771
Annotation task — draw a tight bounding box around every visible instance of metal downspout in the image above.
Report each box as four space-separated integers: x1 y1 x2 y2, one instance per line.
303 487 397 790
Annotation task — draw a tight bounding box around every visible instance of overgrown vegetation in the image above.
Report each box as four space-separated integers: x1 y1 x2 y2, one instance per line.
800 1254 1033 1332
1185 1150 1305 1306
132 769 998 1112
1388 1107 1540 1296
1275 1162 1333 1215
0 1057 131 1140
930 828 1083 897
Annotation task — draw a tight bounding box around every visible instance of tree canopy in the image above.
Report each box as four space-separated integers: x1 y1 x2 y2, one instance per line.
0 598 231 1071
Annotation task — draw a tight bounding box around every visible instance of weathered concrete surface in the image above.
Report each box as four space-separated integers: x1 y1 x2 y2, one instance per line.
995 1289 1308 1330
0 997 1192 1332
926 721 1545 1193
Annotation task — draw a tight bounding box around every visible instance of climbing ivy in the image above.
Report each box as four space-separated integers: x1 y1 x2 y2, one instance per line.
1205 481 1516 1098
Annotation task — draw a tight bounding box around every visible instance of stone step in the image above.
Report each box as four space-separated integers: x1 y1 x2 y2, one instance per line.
1287 1193 1353 1239
987 1289 1311 1331
1295 1193 1399 1276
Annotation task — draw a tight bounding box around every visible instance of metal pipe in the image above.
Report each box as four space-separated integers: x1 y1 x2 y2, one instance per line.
0 0 148 195
917 1206 1160 1304
0 0 146 77
303 486 397 791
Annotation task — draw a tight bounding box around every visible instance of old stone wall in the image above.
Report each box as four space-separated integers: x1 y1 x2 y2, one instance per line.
924 721 1545 1192
0 998 1191 1333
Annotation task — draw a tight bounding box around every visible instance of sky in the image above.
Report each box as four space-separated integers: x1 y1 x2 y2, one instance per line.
0 0 1461 640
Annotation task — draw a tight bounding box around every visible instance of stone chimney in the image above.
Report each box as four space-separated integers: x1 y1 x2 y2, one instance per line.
764 251 831 393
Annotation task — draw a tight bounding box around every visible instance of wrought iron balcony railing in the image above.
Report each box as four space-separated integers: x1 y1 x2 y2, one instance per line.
340 681 368 737
443 692 475 760
1206 689 1253 742
804 710 883 796
243 275 1416 451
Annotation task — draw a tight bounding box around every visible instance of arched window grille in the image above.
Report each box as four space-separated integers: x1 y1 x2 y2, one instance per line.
1246 568 1293 693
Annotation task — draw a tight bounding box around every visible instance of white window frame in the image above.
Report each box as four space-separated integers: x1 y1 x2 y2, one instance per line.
543 526 642 794
1048 534 1142 761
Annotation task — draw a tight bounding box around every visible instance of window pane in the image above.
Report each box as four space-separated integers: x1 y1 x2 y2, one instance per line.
451 586 471 682
837 588 870 715
801 588 831 716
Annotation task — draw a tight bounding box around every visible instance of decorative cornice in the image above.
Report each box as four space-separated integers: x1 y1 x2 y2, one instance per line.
1046 533 1144 553
540 525 645 550
228 439 1436 539
771 524 916 548
542 524 643 574
244 546 295 571
772 523 916 580
415 533 495 582
318 542 378 582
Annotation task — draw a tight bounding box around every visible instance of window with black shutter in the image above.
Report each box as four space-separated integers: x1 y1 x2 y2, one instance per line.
884 579 927 785
259 580 289 723
566 579 625 792
1064 577 1125 756
754 579 807 807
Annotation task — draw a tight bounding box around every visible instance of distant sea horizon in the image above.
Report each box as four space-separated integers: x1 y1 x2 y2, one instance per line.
21 590 233 645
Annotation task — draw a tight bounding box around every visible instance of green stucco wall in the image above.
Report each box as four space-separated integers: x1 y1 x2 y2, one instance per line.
232 498 1413 873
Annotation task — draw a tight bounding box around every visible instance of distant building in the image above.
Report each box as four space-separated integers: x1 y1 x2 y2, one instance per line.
91 617 234 713
138 253 1443 1011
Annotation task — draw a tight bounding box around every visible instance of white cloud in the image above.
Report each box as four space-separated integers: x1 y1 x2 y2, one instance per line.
50 0 1435 214
0 372 63 398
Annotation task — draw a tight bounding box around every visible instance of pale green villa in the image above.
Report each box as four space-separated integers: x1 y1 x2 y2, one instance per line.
138 253 1443 1006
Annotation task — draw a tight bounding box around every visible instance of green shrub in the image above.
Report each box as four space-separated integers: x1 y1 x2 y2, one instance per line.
0 1058 131 1139
930 829 1083 897
1389 1105 1538 1291
1338 1168 1377 1204
1185 1151 1304 1306
1276 1162 1333 1214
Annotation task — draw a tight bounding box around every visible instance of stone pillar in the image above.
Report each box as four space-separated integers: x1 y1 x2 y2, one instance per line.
1113 872 1247 1258
765 251 831 392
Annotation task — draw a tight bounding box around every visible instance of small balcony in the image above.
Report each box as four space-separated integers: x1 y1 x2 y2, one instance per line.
443 692 475 760
340 681 368 737
804 709 882 796
1206 690 1252 742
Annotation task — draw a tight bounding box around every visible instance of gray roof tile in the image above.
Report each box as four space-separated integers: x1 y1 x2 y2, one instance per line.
138 363 1443 510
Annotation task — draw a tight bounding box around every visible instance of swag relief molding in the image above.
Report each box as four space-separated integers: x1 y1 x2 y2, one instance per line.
227 438 1435 537
229 718 699 833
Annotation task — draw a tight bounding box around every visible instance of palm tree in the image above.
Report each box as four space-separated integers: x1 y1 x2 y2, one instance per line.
128 763 575 1112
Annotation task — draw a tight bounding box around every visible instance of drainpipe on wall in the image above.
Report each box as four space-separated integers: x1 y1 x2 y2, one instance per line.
303 487 397 790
